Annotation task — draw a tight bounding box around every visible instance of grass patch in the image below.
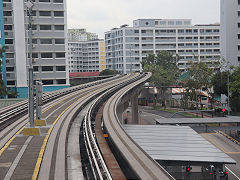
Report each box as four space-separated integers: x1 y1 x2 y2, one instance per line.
153 106 179 113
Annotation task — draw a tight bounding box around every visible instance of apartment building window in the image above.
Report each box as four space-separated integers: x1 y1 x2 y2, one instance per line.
206 29 212 33
168 21 174 25
40 39 52 44
238 57 240 62
55 25 64 30
3 11 12 16
33 66 39 71
41 53 52 58
55 39 65 44
57 79 66 84
42 66 53 71
238 23 240 28
134 30 139 33
32 53 38 58
39 0 50 2
178 29 184 33
4 25 12 30
40 25 51 30
39 11 51 16
176 21 182 25
238 0 240 5
3 0 11 2
5 39 13 44
32 39 37 44
6 53 14 58
186 29 192 33
42 80 53 85
141 30 146 33
54 11 64 17
7 81 15 85
238 45 240 50
56 66 66 71
56 52 65 58
194 29 198 33
54 0 63 3
32 25 37 30
238 34 240 39
6 67 14 71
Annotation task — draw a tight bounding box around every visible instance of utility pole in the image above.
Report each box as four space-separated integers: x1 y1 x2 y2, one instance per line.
227 72 230 116
26 1 34 127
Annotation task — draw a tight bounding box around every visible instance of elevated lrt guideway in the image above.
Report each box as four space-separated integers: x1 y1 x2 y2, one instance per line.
124 125 236 180
0 74 145 180
0 72 174 180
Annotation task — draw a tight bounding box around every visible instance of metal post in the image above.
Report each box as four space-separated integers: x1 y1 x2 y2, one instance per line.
27 1 34 127
36 81 43 120
227 73 230 116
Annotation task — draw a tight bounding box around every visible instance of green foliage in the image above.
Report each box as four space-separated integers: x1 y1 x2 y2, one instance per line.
179 62 213 101
142 51 180 86
212 71 229 96
99 69 119 76
230 65 240 112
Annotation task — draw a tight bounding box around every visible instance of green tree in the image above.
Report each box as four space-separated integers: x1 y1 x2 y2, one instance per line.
99 69 119 76
0 46 8 98
212 71 229 96
230 65 240 112
180 62 214 108
142 51 180 107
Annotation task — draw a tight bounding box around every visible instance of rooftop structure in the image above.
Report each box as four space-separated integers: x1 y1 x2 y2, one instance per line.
68 28 98 41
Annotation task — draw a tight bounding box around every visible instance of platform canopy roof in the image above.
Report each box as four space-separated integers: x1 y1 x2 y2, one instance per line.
155 117 240 125
124 125 235 164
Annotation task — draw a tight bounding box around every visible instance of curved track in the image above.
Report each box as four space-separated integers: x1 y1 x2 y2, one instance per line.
0 73 174 180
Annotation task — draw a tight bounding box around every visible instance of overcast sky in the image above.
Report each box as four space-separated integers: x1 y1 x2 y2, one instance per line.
67 0 220 38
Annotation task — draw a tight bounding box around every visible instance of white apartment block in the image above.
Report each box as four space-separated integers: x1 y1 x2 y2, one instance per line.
68 28 98 42
68 40 106 72
221 0 240 67
2 0 69 98
105 19 220 74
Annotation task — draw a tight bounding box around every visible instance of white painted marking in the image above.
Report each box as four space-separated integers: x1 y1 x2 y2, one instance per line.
4 136 33 180
226 166 240 180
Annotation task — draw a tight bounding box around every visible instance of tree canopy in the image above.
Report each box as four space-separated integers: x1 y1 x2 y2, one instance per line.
142 51 180 87
99 69 119 76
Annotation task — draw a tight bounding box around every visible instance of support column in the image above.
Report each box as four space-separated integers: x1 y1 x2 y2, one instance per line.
131 92 139 124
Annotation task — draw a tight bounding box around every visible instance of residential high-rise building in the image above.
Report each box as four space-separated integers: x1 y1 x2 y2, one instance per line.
68 40 106 72
2 0 69 98
68 29 98 41
105 19 220 74
220 0 240 67
0 0 6 87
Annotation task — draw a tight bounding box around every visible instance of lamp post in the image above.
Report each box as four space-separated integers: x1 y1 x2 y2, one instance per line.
227 72 230 116
26 0 34 127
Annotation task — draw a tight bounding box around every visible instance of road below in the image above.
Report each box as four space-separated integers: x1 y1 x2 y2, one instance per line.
201 133 240 180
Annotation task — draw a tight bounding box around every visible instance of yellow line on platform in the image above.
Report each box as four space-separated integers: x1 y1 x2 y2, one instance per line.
32 94 87 180
200 133 217 135
226 152 240 154
0 127 25 156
